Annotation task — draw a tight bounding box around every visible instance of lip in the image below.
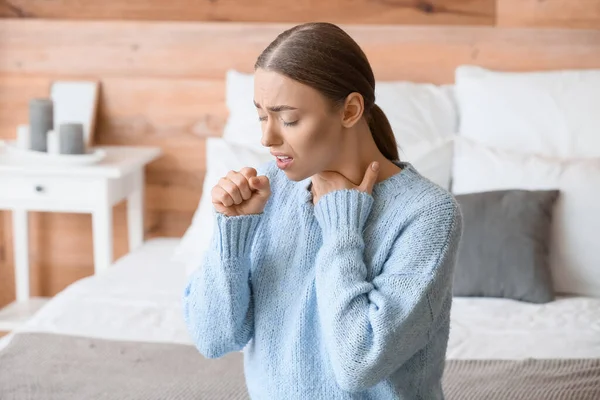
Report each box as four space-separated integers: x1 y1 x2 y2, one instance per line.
274 154 294 170
270 151 292 157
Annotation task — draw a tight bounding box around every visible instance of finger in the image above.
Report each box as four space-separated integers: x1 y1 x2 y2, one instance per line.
218 177 244 205
211 185 235 207
359 161 379 193
239 167 258 181
249 175 270 195
227 171 252 201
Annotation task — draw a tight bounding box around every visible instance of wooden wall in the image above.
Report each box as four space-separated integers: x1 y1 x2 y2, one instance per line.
1 0 599 28
497 0 600 29
0 1 497 25
0 0 599 308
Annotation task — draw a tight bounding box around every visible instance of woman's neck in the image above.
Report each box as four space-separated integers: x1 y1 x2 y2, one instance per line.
314 121 401 188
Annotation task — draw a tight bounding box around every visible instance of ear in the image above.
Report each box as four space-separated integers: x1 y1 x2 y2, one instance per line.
340 92 365 128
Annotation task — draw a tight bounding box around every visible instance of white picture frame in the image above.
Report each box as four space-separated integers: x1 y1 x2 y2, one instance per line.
50 80 100 147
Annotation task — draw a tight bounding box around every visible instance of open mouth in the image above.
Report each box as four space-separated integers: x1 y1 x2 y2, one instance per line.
275 156 293 169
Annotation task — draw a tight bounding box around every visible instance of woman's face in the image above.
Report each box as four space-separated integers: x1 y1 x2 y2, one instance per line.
254 68 344 181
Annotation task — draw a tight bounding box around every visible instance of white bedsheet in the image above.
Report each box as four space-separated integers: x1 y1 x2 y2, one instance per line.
449 296 600 359
1 238 191 350
2 237 599 360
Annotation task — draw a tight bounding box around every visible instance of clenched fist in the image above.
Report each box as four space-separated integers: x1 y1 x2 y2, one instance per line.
211 167 271 217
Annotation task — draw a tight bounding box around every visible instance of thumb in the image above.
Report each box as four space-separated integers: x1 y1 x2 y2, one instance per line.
249 175 270 195
359 161 379 194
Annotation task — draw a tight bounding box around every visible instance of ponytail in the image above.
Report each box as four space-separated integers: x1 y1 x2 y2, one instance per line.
368 104 399 162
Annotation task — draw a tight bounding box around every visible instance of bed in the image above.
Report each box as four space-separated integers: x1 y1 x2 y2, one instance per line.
1 237 599 399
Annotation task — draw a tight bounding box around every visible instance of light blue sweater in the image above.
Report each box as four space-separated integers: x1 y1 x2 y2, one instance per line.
183 160 463 399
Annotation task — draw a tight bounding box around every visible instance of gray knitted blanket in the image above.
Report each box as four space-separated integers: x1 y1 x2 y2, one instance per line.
0 332 599 399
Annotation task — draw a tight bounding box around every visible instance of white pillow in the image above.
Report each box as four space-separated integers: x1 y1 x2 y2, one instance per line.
452 137 600 297
455 65 600 158
222 70 262 147
376 81 457 190
222 69 458 189
172 138 272 275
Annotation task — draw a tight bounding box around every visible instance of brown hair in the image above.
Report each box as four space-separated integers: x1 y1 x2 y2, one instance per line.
254 22 399 161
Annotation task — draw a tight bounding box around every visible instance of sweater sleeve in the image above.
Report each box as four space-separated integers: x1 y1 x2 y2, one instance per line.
313 189 462 392
182 211 262 359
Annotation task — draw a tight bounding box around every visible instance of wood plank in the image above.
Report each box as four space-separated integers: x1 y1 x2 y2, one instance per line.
0 2 22 18
0 211 15 308
0 0 495 25
96 78 226 140
2 20 600 85
497 0 600 30
0 74 50 141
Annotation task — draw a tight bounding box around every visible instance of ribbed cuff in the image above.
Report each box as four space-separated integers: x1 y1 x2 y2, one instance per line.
314 189 374 236
211 212 262 259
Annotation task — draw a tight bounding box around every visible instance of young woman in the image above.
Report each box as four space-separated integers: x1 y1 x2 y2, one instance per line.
183 22 463 399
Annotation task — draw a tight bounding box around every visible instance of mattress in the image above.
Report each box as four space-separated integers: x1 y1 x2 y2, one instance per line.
2 237 600 360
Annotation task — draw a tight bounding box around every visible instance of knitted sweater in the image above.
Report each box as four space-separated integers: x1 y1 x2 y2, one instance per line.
183 160 463 399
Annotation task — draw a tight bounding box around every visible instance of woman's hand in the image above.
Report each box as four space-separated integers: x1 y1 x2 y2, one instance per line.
311 161 380 205
211 167 271 217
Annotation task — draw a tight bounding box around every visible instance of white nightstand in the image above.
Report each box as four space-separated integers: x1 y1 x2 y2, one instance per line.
0 145 162 307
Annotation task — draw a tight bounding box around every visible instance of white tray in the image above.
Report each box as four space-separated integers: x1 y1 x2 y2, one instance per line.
0 140 106 166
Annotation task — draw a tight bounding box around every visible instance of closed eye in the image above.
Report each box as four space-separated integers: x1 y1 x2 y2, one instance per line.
259 116 298 127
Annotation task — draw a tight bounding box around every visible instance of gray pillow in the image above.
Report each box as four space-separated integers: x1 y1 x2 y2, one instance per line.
453 189 559 304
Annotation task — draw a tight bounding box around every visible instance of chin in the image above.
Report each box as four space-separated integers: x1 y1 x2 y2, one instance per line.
276 159 317 182
281 170 306 182
279 165 313 182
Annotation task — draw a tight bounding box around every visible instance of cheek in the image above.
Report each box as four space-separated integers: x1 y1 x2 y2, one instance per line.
280 117 341 180
293 117 341 157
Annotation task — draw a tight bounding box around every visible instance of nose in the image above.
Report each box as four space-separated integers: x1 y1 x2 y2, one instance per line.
260 120 281 148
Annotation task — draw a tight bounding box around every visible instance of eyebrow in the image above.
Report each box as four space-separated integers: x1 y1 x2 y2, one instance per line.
253 100 297 112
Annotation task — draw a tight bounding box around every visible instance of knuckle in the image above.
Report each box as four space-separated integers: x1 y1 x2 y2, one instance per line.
238 176 251 189
220 178 236 192
230 182 241 194
228 173 244 187
218 177 229 187
221 194 232 204
240 167 257 177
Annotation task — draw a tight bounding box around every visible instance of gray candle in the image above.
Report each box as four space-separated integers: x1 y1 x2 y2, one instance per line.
29 98 54 152
59 123 86 155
